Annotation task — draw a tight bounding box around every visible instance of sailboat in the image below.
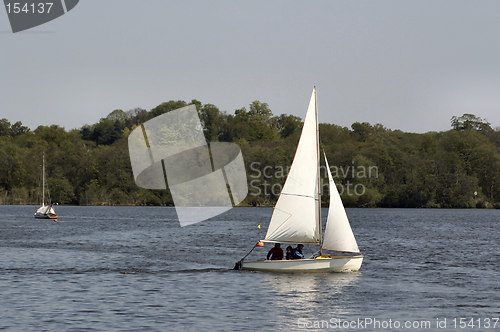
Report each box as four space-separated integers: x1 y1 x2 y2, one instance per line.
34 153 58 219
239 88 363 272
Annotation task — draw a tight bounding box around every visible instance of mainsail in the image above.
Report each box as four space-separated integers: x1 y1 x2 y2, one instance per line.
264 89 320 244
36 204 56 215
322 154 360 252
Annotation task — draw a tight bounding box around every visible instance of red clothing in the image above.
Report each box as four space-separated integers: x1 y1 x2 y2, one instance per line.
267 247 284 260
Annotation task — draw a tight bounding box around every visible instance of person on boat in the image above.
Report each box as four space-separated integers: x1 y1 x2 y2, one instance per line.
266 243 284 260
291 244 305 259
285 246 293 260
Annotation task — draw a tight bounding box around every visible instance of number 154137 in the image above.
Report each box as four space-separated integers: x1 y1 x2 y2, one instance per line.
5 2 54 14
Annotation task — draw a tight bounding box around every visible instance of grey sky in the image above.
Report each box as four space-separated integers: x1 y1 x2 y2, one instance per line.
2 0 500 133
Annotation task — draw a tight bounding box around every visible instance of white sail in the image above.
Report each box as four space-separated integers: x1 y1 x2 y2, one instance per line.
36 205 48 214
322 154 360 252
47 206 56 215
264 89 320 244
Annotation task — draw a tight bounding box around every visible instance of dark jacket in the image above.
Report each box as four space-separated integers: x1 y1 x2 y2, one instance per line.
267 247 284 260
291 248 304 259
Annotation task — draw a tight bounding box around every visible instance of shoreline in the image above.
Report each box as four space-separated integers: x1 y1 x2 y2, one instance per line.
1 204 498 209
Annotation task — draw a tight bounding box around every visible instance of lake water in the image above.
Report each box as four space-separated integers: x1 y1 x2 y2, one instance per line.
0 206 498 331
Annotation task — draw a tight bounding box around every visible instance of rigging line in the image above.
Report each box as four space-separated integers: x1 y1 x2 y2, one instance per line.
280 193 314 199
233 242 259 270
239 243 258 261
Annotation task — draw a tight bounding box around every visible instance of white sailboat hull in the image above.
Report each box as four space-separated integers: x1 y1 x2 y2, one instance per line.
34 212 57 219
241 255 363 272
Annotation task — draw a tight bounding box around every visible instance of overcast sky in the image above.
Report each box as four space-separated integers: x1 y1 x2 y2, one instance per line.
2 0 500 133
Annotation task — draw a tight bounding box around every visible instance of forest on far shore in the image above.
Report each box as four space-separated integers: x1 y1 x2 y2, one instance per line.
1 99 499 208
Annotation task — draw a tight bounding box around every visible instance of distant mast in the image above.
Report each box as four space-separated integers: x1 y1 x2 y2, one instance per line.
42 153 45 206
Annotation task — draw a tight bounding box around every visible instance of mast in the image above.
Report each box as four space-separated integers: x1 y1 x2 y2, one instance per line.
42 153 45 206
315 87 322 254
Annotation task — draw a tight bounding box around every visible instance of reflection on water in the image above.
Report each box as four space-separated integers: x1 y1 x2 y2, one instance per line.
264 272 360 326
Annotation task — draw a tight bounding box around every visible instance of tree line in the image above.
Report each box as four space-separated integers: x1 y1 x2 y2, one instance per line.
1 102 499 208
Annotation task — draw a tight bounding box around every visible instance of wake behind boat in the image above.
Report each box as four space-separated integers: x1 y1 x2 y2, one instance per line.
34 153 58 220
237 88 363 272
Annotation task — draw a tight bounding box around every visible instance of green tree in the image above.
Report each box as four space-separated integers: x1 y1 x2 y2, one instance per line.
351 122 375 142
451 113 492 132
197 103 221 141
11 121 30 136
150 100 188 117
49 177 75 204
277 114 302 138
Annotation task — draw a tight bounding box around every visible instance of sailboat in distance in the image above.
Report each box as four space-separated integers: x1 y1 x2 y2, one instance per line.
239 88 363 272
34 153 57 220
